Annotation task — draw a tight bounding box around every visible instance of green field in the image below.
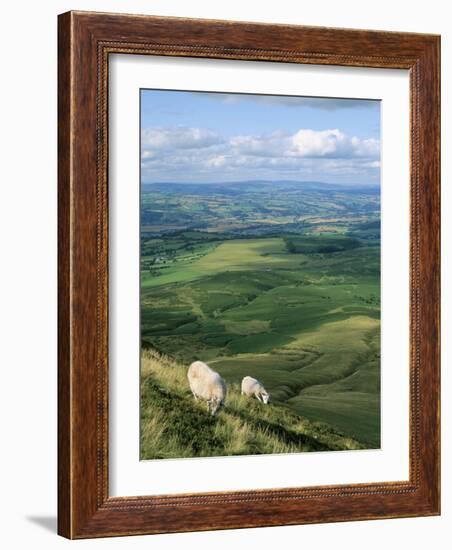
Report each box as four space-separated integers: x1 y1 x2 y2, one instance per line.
140 181 381 458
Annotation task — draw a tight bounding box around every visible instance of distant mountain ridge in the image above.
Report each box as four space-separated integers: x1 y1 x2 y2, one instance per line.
142 180 380 195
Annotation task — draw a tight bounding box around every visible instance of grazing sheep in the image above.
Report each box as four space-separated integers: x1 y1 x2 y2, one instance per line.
187 361 227 416
241 376 270 404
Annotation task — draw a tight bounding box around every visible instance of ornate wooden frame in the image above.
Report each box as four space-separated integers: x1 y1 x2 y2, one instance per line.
58 11 440 539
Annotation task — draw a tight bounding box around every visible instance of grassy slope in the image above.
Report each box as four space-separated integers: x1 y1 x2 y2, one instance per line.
141 238 292 288
141 238 381 447
211 315 381 447
140 348 365 460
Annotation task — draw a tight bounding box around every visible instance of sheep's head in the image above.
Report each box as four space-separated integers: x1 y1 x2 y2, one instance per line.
261 391 270 404
208 397 224 416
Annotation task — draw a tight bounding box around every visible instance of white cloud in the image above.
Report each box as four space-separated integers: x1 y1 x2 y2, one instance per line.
205 155 227 168
227 129 379 160
229 131 287 157
291 129 345 157
350 137 380 157
141 127 222 151
363 160 381 168
141 126 380 183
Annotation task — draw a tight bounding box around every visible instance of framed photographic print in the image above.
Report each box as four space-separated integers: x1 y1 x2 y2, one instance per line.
58 11 440 538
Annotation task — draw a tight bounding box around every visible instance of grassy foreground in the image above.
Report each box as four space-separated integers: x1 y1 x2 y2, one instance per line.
140 348 365 460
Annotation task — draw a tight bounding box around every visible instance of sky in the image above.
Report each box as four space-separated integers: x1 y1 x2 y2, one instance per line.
140 89 380 185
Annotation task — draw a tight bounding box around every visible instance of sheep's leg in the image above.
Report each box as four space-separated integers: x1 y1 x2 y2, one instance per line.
255 393 262 402
192 391 198 401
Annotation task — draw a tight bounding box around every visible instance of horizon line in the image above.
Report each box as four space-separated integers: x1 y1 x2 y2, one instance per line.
142 179 380 186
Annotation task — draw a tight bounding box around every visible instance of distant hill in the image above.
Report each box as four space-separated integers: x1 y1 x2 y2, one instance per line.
142 180 380 196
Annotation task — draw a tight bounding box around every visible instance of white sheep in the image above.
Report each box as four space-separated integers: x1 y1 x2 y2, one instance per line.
241 376 270 404
187 361 227 416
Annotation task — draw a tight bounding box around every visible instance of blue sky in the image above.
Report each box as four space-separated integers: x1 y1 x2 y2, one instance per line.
141 90 380 185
